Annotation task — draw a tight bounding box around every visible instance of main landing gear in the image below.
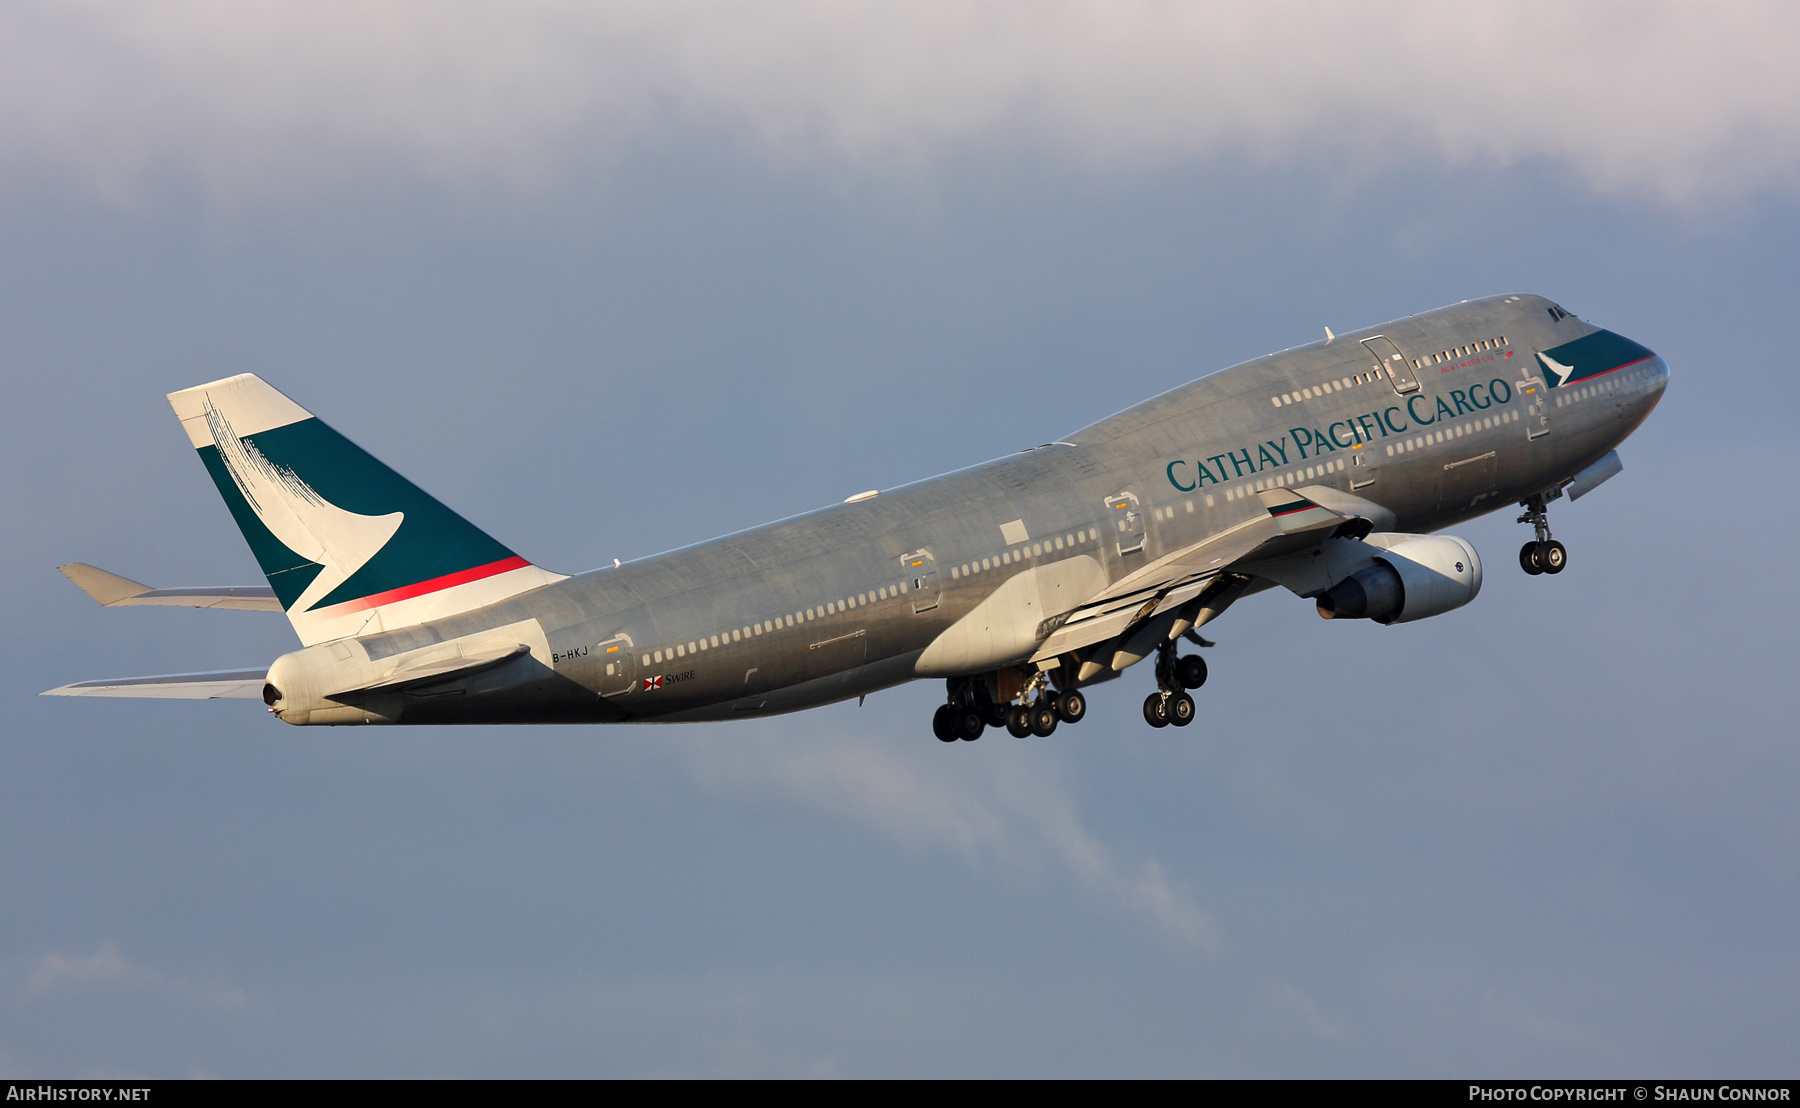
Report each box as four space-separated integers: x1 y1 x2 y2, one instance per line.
1141 640 1207 730
1517 492 1568 576
931 701 987 743
933 673 1087 742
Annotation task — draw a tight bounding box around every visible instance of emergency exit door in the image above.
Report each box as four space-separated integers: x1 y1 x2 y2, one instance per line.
901 550 940 613
1106 491 1145 555
1362 336 1420 395
595 633 636 697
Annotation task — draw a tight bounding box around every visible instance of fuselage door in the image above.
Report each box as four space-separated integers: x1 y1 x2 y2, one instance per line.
1362 336 1420 395
902 550 940 614
1107 491 1146 555
1519 374 1552 440
595 633 636 697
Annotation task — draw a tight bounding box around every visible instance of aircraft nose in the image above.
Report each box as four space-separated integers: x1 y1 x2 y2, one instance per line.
1627 352 1670 422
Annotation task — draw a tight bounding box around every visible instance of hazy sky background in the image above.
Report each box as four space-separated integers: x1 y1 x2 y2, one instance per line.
1 1 1795 1077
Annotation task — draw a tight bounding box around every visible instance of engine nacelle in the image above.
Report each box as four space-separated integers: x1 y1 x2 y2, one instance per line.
1316 535 1482 625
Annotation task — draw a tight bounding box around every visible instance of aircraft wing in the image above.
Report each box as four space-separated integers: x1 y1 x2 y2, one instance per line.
42 669 269 699
58 563 282 612
1031 487 1362 661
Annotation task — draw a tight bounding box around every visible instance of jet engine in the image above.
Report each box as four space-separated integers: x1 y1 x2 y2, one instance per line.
1315 535 1482 625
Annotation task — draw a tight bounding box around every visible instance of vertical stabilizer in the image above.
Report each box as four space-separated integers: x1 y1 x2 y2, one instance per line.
168 374 564 645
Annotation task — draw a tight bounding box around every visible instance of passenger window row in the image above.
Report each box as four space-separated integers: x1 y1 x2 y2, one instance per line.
1219 457 1350 501
1385 411 1519 456
1554 368 1643 407
1270 371 1382 408
949 528 1099 581
1413 336 1508 371
640 520 1131 668
643 577 909 667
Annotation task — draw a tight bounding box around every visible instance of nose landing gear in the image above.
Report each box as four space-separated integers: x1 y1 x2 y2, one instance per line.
1517 492 1568 576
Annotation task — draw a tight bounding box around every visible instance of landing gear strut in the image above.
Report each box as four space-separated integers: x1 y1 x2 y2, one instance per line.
1517 492 1568 576
1142 640 1201 729
934 671 1087 742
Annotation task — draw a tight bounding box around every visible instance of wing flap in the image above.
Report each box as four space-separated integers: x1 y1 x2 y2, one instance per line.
1027 490 1367 662
59 564 282 612
42 669 269 699
1032 574 1216 661
1029 514 1280 660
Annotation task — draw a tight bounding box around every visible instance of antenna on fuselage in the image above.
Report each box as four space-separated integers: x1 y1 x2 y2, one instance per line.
1324 327 1335 343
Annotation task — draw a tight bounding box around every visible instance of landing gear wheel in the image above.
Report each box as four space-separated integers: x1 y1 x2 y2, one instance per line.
956 708 985 741
932 705 958 742
1055 690 1087 725
1519 541 1544 575
1169 692 1195 726
1539 539 1567 574
1176 654 1208 690
1005 706 1033 738
1030 704 1059 737
1143 693 1171 729
1517 493 1563 577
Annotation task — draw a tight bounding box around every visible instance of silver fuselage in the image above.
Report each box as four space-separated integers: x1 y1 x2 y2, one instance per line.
264 293 1667 724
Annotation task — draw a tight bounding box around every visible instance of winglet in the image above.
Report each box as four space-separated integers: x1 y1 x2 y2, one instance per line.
59 563 153 606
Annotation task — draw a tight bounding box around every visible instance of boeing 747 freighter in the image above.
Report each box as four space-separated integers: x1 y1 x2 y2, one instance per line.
47 294 1665 738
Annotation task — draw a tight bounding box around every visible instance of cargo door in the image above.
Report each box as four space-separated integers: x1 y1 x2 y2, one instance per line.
1436 449 1501 513
805 629 868 681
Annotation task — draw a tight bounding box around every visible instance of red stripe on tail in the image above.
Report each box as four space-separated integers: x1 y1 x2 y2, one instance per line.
321 555 532 614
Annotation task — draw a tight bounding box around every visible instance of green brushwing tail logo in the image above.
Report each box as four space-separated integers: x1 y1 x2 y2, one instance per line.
195 398 521 614
203 398 404 614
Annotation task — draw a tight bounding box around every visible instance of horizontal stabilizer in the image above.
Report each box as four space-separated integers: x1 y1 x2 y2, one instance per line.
333 643 530 697
58 564 281 612
42 669 269 699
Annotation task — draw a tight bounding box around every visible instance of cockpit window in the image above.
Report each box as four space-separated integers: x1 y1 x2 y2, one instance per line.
1547 304 1574 322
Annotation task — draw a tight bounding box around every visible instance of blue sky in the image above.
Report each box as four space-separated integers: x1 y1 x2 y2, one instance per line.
1 2 1795 1076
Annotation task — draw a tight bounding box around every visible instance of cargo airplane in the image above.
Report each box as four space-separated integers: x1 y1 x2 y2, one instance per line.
46 294 1666 739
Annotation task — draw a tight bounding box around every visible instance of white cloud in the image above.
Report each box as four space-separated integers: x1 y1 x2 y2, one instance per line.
0 1 1796 208
23 942 251 1011
681 735 1221 951
24 942 157 993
